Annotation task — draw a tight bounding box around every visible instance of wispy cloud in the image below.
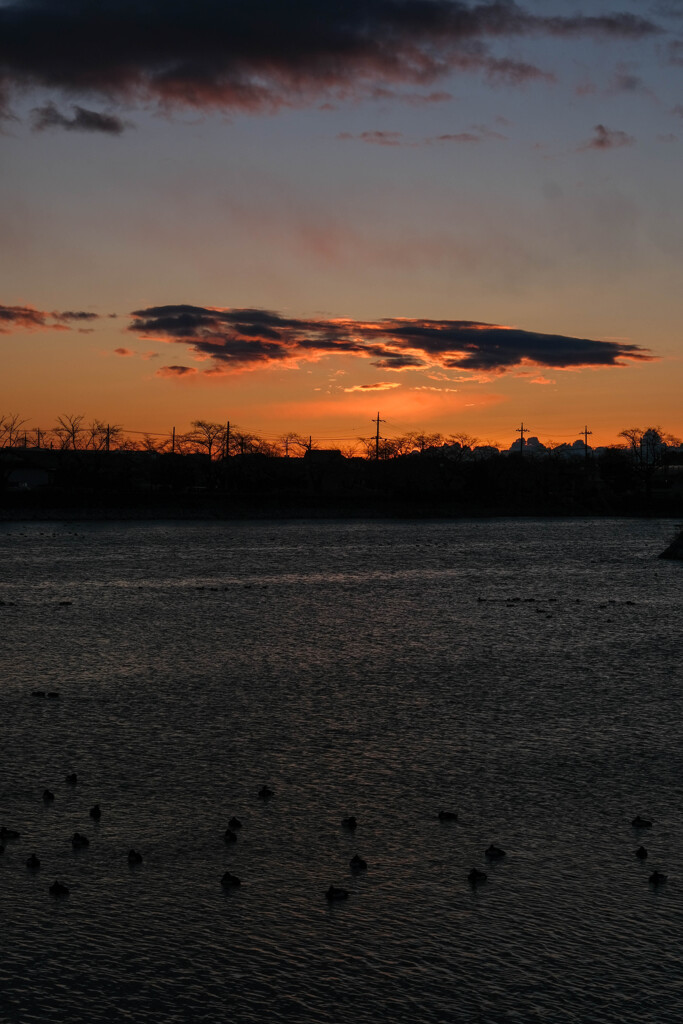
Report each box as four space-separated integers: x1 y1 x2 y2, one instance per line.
0 304 98 333
579 123 636 150
0 1 660 116
343 382 402 392
31 103 129 134
127 303 655 379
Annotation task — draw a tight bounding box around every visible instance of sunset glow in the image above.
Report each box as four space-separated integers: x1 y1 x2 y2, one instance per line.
1 0 681 448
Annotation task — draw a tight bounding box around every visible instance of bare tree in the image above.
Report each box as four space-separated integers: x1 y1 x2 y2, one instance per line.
188 420 226 460
0 412 27 448
54 414 85 450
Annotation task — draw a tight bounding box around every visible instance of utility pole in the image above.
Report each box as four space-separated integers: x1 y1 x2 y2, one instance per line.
579 425 592 463
516 422 528 456
373 412 385 460
36 428 41 449
225 421 230 459
308 435 312 452
171 426 176 454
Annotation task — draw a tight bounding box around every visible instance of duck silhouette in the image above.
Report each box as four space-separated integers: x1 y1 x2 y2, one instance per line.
221 871 241 888
228 817 242 830
635 846 648 860
26 854 41 871
49 880 69 897
632 816 652 828
258 786 273 801
350 854 367 872
438 811 458 822
127 849 143 865
326 885 349 901
65 773 78 786
71 832 89 849
42 789 55 804
89 804 101 821
0 827 20 841
224 828 237 844
649 870 667 886
485 845 506 860
468 868 487 886
341 816 357 830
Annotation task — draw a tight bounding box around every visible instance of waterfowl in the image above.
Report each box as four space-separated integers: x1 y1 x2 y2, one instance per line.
26 854 41 870
632 816 652 828
31 690 46 698
0 844 4 855
49 880 69 897
47 692 60 699
65 773 77 786
485 845 506 860
635 846 648 860
89 804 101 821
228 817 242 830
438 811 458 822
224 828 237 844
258 785 273 801
326 885 349 901
649 870 667 886
350 854 367 872
468 868 487 886
221 871 241 888
0 827 20 841
71 832 89 849
127 849 143 865
43 789 55 804
341 816 357 830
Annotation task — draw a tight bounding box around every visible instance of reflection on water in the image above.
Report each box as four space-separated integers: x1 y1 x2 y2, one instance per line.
0 518 681 1023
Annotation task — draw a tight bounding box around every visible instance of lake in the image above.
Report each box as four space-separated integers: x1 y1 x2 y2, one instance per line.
0 518 681 1023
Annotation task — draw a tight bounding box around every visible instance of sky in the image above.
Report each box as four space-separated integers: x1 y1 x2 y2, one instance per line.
1 0 682 449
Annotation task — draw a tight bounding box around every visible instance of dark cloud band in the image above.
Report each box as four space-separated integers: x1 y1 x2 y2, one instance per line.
0 1 660 114
0 303 98 331
128 303 653 375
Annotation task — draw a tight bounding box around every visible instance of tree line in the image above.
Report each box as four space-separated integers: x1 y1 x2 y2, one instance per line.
0 412 680 464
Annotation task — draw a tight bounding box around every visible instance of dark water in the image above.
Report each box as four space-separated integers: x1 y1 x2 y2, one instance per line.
0 518 681 1023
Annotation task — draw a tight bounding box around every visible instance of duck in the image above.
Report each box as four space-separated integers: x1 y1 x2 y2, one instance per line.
0 827 20 841
649 870 667 886
224 828 237 844
350 854 367 872
438 811 458 822
228 817 242 830
221 871 241 888
47 692 60 700
468 868 487 886
127 849 143 865
341 816 357 830
485 845 506 860
65 773 78 786
31 690 46 698
632 816 652 828
326 885 349 901
89 804 101 821
258 785 273 801
26 854 41 871
71 832 89 849
42 789 55 804
635 846 648 860
49 880 69 897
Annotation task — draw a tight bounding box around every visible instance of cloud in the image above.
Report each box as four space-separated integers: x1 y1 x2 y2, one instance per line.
129 303 655 377
31 103 128 134
0 1 660 116
0 303 98 332
343 381 402 392
156 365 197 377
337 130 404 146
114 347 133 356
579 123 636 150
339 124 504 147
